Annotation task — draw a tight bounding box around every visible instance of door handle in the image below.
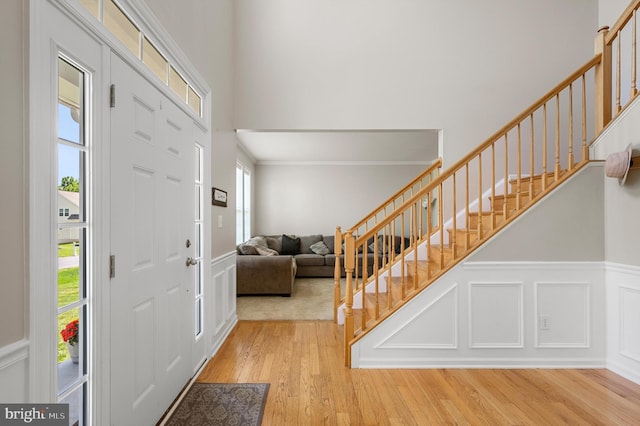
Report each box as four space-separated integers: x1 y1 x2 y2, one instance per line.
186 257 198 267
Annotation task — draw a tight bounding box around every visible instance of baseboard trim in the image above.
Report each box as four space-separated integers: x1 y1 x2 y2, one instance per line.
607 360 640 385
463 260 604 271
357 357 606 369
0 339 29 370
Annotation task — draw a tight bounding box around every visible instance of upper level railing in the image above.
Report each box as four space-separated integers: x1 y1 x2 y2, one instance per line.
598 0 640 129
335 0 640 367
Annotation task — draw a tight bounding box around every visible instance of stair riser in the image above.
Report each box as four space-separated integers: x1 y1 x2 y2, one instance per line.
468 213 504 229
491 194 531 211
509 174 557 194
447 228 481 246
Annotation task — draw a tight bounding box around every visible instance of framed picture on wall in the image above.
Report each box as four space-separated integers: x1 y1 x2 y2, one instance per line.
212 187 227 207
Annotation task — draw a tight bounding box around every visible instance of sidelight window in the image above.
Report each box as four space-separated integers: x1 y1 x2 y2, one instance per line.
56 56 91 426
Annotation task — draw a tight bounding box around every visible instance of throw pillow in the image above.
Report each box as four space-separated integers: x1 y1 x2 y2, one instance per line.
255 245 279 256
309 240 330 255
299 234 323 254
368 238 389 255
266 236 282 253
281 234 300 255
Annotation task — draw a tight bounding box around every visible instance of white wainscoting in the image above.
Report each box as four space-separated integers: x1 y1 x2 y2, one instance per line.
352 261 606 369
606 263 640 385
535 282 590 348
469 282 523 349
0 339 29 402
207 251 237 358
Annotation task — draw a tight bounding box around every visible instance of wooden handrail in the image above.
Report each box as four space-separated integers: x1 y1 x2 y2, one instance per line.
347 158 442 235
605 0 640 44
350 57 601 248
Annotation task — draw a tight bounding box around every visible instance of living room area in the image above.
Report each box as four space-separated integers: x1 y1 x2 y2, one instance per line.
233 129 440 320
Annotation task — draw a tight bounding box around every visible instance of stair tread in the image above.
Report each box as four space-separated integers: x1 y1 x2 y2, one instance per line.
491 191 531 200
468 211 504 217
508 171 563 184
508 171 557 182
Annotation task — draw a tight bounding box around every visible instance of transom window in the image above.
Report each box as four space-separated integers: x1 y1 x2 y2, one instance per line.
78 0 202 116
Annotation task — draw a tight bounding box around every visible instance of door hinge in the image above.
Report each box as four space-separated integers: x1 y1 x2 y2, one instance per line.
109 255 116 278
110 84 116 108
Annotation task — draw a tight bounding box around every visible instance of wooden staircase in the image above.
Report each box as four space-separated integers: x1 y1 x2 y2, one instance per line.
334 1 640 367
338 166 587 366
345 170 570 339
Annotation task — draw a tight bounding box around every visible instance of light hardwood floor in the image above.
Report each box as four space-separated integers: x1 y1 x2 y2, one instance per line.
197 321 640 425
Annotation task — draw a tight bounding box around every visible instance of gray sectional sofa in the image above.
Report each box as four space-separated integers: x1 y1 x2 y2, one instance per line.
236 234 409 296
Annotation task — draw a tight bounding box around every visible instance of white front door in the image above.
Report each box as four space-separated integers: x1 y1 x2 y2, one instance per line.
109 53 195 425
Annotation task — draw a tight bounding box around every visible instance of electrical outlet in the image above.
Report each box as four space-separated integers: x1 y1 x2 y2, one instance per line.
539 315 551 331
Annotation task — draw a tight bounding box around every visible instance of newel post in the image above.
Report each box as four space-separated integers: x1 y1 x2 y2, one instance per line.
343 231 355 367
333 226 342 323
594 26 612 137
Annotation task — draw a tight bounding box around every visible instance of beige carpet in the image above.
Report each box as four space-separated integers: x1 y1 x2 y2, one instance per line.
236 277 335 320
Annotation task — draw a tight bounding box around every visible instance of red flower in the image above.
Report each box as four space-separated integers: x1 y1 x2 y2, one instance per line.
61 319 79 346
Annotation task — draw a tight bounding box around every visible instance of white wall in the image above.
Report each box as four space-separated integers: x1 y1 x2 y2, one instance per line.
472 164 604 262
234 0 598 167
590 95 640 384
0 0 27 348
590 96 640 267
599 0 630 28
254 164 426 236
144 0 238 258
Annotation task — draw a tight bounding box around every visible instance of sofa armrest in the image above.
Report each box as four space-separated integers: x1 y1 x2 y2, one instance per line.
236 255 296 295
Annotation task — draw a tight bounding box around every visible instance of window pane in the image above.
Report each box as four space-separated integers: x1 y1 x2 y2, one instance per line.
58 59 83 144
195 263 202 295
58 230 85 308
188 86 201 116
58 145 84 223
57 307 81 382
236 165 244 243
194 146 201 183
195 223 201 258
79 0 99 19
195 186 201 221
104 0 140 58
170 66 188 102
59 383 85 426
142 36 168 83
243 170 251 239
58 104 81 144
195 298 202 336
